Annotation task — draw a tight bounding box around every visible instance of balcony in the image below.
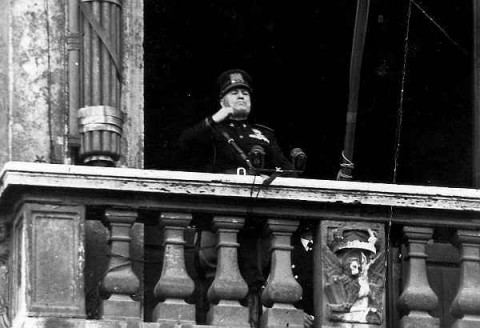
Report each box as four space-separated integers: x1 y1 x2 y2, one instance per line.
0 162 479 328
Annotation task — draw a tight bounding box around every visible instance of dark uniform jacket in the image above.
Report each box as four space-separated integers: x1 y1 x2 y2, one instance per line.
177 117 295 174
292 232 314 315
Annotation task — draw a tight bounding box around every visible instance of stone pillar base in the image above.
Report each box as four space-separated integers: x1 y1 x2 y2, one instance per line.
207 300 249 327
400 312 439 328
260 305 304 328
153 298 196 326
451 315 480 328
101 294 141 320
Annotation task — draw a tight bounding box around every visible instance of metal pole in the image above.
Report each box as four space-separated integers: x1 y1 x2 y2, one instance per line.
337 0 370 181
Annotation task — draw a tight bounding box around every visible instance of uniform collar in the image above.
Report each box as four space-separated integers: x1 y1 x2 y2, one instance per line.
225 119 248 128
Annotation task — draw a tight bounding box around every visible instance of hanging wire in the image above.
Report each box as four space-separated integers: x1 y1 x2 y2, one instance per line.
389 0 413 234
393 0 413 185
411 0 469 57
386 3 413 323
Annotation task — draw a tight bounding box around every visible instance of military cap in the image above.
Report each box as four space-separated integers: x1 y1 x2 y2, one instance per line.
217 69 253 98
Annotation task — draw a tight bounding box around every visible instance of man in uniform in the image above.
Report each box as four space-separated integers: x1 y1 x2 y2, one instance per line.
178 68 298 176
178 68 308 326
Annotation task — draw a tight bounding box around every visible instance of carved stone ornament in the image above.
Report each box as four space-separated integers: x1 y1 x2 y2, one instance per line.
321 221 386 326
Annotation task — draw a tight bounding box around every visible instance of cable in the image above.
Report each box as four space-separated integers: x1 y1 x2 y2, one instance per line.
412 0 469 57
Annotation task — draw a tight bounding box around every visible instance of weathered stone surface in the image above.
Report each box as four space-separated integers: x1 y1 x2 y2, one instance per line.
0 0 144 169
451 315 480 328
101 295 141 320
400 312 439 328
11 203 85 320
261 219 302 306
9 0 67 165
153 213 195 324
316 221 386 327
398 227 438 328
12 317 157 328
261 219 303 328
207 216 248 303
206 217 248 326
120 0 144 169
85 219 110 319
152 298 195 327
0 0 9 167
101 209 141 320
260 305 304 328
5 162 480 218
207 300 249 327
450 230 480 328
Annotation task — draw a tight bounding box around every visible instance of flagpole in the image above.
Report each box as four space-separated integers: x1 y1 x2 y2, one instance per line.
337 0 371 181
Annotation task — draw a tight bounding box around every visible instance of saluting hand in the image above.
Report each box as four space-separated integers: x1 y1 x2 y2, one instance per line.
211 104 234 123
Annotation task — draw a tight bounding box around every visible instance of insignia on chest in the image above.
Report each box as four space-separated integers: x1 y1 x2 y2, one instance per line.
249 128 270 144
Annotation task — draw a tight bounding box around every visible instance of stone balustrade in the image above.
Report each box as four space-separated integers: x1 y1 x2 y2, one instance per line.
1 162 480 328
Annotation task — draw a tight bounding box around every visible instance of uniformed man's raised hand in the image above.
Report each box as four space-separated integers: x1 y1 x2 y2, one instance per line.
211 104 234 123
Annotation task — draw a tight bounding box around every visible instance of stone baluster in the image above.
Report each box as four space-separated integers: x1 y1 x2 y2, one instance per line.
207 216 249 326
398 226 439 328
153 212 195 326
101 208 141 320
450 229 480 328
261 219 303 328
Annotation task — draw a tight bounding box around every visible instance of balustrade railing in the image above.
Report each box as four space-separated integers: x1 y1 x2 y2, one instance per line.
1 162 480 328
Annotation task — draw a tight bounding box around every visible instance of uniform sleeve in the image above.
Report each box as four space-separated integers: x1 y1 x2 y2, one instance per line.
265 131 297 177
175 117 216 172
177 117 215 147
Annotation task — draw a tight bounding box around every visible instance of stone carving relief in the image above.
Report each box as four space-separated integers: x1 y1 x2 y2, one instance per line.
322 222 385 325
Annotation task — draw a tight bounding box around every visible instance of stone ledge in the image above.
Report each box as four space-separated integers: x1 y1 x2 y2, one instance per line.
12 317 159 328
2 162 480 213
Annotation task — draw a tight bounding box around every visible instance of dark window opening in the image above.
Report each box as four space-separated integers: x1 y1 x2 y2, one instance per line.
144 0 472 186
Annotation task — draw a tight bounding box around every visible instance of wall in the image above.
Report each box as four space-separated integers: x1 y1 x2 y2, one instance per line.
9 0 67 165
0 0 145 170
120 0 144 169
0 0 10 166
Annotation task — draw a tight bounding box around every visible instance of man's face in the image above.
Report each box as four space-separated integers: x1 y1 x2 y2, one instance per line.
222 87 251 120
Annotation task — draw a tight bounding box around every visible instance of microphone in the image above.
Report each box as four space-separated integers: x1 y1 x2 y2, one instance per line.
290 148 307 172
249 145 265 169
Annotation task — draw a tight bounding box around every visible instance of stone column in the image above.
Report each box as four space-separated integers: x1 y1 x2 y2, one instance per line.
398 226 439 328
153 212 195 326
101 208 141 320
261 219 303 328
207 216 249 327
450 229 480 328
78 0 123 166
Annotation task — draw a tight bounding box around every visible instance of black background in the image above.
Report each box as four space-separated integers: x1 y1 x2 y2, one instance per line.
144 0 472 187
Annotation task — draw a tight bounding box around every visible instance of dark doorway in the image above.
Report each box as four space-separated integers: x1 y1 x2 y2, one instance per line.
144 0 472 187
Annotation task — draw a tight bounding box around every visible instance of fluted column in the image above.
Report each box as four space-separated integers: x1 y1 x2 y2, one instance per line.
153 212 195 326
207 216 249 326
261 219 303 328
450 229 480 328
398 226 439 328
101 208 141 319
79 0 123 166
